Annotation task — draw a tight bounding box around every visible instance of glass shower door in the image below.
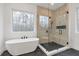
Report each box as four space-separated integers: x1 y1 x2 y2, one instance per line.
38 4 69 55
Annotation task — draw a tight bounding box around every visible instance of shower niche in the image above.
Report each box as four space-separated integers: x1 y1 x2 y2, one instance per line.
56 25 66 35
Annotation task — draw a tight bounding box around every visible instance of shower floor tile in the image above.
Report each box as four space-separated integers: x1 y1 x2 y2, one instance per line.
41 42 64 51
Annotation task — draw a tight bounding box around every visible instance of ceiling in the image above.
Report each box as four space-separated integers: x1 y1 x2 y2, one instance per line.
36 3 65 10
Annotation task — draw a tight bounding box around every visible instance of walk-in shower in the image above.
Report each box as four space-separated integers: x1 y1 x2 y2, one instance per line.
37 3 70 55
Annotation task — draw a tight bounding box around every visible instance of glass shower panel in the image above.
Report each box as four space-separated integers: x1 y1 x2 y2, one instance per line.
38 4 69 53
38 16 49 43
55 13 68 46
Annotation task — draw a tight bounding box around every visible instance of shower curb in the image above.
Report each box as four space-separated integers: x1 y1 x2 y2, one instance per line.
39 44 70 56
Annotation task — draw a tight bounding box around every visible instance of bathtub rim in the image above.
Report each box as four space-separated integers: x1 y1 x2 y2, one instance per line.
5 38 39 44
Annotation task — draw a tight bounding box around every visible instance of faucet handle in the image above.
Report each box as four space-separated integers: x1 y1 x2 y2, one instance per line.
24 36 25 39
21 37 23 39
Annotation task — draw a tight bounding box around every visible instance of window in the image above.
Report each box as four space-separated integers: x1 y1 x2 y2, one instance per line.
12 10 34 32
39 16 48 29
76 8 79 32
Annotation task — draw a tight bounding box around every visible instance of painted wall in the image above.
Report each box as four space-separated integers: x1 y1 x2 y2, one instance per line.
4 3 37 41
69 4 79 50
0 4 4 55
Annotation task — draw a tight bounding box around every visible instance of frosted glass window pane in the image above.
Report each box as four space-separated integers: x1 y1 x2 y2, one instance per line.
12 10 34 32
39 16 48 29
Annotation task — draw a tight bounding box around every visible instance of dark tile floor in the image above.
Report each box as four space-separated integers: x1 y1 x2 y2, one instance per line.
1 48 79 56
54 48 79 56
41 42 64 51
1 47 46 56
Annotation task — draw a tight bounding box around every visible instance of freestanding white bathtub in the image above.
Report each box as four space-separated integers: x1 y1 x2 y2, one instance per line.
5 38 39 55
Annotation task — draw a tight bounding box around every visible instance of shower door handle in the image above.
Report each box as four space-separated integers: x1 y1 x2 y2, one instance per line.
46 30 48 33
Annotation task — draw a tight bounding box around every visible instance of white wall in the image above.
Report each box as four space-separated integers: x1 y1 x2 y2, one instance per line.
0 4 4 55
69 3 79 50
4 3 37 41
